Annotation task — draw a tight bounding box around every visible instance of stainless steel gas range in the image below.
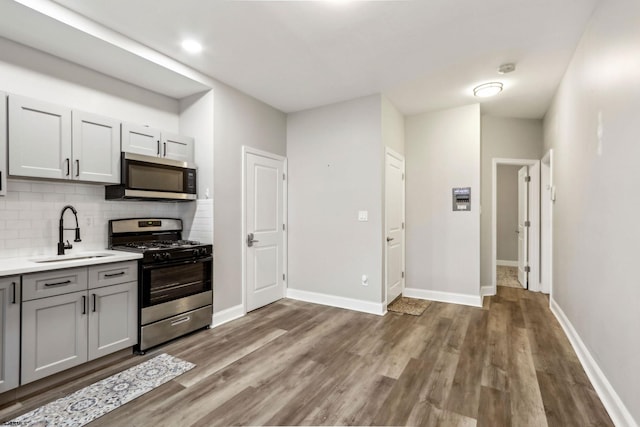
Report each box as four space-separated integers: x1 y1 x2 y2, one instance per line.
108 218 212 353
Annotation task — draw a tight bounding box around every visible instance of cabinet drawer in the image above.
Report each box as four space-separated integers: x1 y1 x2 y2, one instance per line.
23 267 88 301
89 261 137 289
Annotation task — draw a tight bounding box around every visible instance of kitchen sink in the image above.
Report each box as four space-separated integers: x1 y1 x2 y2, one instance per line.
30 253 115 263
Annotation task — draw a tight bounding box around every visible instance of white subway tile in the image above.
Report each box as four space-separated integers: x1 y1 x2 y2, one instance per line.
8 181 32 192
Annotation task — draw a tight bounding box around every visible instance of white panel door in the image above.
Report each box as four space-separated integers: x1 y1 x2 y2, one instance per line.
162 132 194 163
72 111 121 183
8 95 72 179
518 166 529 287
245 151 285 312
385 150 405 305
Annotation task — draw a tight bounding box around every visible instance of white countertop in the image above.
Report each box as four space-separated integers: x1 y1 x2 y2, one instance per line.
0 250 143 277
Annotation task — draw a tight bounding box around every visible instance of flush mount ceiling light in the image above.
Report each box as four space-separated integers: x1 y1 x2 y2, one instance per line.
473 82 503 98
181 39 203 54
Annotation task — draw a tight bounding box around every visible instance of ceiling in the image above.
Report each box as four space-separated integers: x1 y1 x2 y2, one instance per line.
2 0 599 118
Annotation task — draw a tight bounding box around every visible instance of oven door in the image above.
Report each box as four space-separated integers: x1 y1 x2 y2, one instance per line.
141 256 212 309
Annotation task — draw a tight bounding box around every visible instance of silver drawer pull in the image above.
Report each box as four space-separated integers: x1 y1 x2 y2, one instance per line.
45 279 72 287
170 316 191 326
104 271 125 278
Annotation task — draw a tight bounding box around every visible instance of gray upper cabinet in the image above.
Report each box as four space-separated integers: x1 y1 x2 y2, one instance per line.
0 276 20 393
8 95 121 184
72 111 121 184
162 132 194 163
0 92 7 196
8 95 72 180
122 122 194 163
121 122 161 158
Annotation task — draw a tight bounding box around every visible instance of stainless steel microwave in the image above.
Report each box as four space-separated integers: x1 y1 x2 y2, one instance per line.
105 153 197 201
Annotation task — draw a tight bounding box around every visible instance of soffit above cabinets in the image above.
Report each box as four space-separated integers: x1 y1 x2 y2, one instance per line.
0 0 211 99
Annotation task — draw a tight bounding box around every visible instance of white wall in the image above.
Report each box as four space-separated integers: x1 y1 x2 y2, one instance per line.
480 116 542 287
382 96 405 155
404 104 480 302
0 37 178 130
543 0 640 424
212 82 286 313
287 95 383 305
496 165 519 262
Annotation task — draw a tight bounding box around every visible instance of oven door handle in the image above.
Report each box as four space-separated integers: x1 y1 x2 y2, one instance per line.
141 256 213 270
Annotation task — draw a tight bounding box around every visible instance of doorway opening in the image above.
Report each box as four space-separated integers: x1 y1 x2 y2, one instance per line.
491 158 541 295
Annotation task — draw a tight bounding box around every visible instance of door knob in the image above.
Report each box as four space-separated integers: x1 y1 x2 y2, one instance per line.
386 237 394 242
247 233 260 247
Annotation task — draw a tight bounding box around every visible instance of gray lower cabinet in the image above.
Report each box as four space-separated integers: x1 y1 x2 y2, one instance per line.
0 276 20 393
21 262 138 385
88 281 137 360
21 291 88 384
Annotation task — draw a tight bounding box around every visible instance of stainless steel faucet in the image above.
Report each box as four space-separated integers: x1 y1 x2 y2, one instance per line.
58 205 81 255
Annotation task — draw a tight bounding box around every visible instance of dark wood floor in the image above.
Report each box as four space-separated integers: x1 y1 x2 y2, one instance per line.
0 286 613 426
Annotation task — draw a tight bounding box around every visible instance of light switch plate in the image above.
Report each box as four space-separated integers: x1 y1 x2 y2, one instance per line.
358 211 368 221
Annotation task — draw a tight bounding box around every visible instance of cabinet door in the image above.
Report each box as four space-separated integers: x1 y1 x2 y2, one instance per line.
72 111 121 184
0 92 7 196
0 277 20 393
88 282 137 360
21 291 88 384
121 122 161 158
8 95 72 179
161 132 194 163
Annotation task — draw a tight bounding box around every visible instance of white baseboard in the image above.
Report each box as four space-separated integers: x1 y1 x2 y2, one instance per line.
480 285 495 298
497 260 518 267
286 288 386 316
550 298 638 427
211 304 245 328
403 288 483 308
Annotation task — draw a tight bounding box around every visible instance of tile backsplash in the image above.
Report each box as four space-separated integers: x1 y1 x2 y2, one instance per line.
0 179 213 258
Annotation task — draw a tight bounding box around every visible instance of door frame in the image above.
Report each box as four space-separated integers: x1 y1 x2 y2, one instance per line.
491 157 540 294
540 149 554 296
384 147 406 308
241 146 288 315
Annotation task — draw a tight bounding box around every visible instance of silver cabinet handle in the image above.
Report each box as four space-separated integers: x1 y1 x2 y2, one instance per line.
386 237 394 242
247 233 260 247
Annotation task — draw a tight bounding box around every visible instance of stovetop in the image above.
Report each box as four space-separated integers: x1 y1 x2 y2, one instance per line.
114 239 204 251
108 218 212 263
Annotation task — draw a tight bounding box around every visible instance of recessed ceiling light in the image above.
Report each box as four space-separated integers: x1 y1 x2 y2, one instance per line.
181 39 203 54
473 82 503 98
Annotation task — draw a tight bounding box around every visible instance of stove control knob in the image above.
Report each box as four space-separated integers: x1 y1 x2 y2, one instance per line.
152 253 162 261
163 252 171 260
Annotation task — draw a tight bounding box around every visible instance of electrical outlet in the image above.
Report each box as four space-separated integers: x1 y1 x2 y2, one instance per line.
358 211 368 222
